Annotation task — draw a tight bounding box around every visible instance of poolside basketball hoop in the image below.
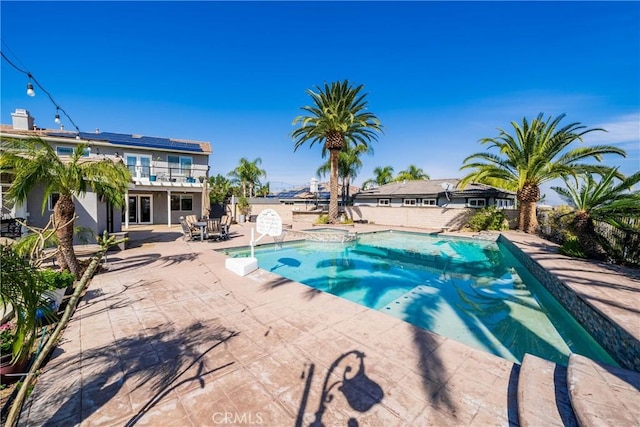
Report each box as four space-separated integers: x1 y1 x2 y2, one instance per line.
251 209 283 258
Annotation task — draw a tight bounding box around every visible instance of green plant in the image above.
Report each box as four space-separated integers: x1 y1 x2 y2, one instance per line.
0 245 45 361
460 113 625 233
315 214 330 224
237 196 251 216
466 207 508 232
38 269 75 291
0 322 16 354
0 136 131 277
292 80 383 223
559 235 587 258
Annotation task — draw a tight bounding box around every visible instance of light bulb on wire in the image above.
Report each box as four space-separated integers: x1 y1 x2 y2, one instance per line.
26 81 35 97
54 109 61 124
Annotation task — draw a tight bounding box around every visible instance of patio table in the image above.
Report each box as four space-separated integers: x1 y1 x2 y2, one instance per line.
193 221 208 241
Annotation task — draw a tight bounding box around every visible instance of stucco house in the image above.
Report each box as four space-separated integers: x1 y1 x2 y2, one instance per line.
1 109 212 239
353 178 516 209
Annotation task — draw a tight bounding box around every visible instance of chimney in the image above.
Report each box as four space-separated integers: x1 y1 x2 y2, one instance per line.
11 109 35 130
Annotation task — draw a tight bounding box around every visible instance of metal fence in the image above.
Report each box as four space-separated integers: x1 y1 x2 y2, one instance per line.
594 218 640 267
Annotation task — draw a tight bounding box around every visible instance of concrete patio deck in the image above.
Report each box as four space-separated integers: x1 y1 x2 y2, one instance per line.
17 223 639 426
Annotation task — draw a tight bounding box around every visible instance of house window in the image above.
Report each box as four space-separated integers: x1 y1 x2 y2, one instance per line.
56 146 89 156
167 155 193 176
48 192 60 211
403 199 417 206
125 154 152 178
422 199 437 207
468 198 486 208
170 195 193 211
496 198 514 209
378 199 390 206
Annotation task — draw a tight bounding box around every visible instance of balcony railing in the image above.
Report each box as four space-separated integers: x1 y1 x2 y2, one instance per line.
128 163 208 184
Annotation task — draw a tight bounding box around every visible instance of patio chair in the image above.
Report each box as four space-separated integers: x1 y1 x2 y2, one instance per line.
185 214 198 228
179 216 199 241
206 219 223 241
220 215 232 240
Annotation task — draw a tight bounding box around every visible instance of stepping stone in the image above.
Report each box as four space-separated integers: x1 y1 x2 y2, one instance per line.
517 353 577 427
567 353 640 427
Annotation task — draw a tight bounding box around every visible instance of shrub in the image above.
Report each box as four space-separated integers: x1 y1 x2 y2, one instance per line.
538 205 575 244
466 207 508 232
38 269 75 291
559 234 587 258
315 214 330 224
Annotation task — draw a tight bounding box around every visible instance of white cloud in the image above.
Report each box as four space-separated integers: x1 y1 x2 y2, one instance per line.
587 113 640 146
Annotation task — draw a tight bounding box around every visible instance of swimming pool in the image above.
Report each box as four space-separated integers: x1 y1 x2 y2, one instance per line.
221 230 616 366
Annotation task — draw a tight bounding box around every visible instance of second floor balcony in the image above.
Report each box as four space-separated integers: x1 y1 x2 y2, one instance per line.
128 162 208 185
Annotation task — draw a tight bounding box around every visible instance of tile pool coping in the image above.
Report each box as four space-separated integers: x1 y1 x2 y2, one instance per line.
498 232 640 372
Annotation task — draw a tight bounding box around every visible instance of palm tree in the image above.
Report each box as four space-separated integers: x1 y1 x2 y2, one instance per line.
552 168 640 258
255 182 270 197
292 80 382 223
317 143 371 205
460 113 625 233
227 157 266 197
362 166 394 190
396 164 430 182
0 137 131 277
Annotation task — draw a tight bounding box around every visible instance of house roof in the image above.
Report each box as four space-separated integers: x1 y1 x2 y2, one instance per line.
354 178 515 198
51 131 212 154
272 183 331 201
0 125 212 154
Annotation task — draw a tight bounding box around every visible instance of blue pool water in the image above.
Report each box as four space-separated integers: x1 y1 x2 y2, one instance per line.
222 231 616 366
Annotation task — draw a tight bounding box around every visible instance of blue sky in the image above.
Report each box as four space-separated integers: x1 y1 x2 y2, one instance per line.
2 1 639 204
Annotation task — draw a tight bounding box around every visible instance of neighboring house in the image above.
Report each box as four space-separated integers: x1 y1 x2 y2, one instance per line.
262 182 361 209
1 109 212 238
353 178 516 209
268 182 331 209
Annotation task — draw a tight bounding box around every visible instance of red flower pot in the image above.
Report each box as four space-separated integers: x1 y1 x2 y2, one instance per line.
0 352 30 384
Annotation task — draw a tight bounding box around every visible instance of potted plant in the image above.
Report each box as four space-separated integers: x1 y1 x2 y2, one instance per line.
37 269 75 322
0 245 46 363
0 322 30 383
237 196 250 223
150 156 162 181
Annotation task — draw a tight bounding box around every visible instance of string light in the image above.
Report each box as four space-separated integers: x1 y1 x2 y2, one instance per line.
26 79 35 97
1 49 81 135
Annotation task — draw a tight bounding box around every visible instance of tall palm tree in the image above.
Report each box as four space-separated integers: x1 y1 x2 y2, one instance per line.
396 164 430 182
227 157 266 198
0 137 131 277
362 166 394 190
317 143 371 205
460 113 625 233
292 80 382 223
552 168 640 258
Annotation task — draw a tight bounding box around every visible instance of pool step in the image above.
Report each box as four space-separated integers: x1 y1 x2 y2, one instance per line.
567 353 640 426
517 353 640 427
517 353 577 427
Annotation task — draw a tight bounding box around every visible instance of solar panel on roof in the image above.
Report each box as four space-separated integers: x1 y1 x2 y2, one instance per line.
47 131 204 153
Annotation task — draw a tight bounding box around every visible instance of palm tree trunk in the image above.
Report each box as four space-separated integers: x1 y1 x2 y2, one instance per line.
345 175 351 205
329 148 340 223
54 194 81 277
517 184 540 233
